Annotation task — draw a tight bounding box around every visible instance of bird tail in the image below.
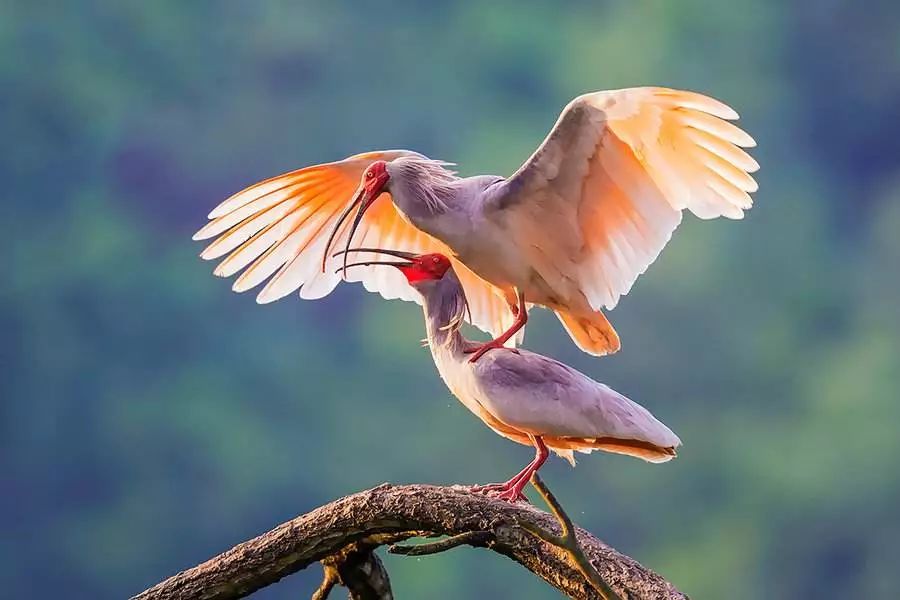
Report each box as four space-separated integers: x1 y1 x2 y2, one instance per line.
554 309 621 356
587 439 678 463
553 448 577 467
553 438 678 463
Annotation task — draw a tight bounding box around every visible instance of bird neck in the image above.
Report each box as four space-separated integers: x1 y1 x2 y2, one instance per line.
420 274 470 357
391 178 477 260
388 159 458 222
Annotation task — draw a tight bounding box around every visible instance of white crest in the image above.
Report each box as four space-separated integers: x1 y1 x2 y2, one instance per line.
389 156 458 213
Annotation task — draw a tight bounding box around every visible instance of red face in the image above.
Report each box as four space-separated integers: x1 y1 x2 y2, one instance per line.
398 253 452 284
362 160 390 201
322 160 392 273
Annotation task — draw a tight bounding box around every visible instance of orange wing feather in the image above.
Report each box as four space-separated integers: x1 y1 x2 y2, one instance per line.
195 150 515 340
503 87 759 314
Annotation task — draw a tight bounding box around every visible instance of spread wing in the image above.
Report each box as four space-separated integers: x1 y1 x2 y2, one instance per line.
194 150 515 338
494 87 759 311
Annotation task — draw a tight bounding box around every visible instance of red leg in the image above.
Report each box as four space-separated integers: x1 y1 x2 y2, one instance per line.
496 436 548 502
469 461 535 494
465 290 527 363
470 436 548 503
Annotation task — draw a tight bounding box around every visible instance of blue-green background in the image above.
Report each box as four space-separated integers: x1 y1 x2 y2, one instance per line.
4 2 900 598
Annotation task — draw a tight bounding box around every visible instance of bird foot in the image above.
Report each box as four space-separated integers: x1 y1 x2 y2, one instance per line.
464 340 519 363
468 482 530 503
469 482 509 494
493 486 530 503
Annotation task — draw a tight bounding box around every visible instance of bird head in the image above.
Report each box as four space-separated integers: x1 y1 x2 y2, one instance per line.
334 248 451 286
337 247 470 336
323 161 391 274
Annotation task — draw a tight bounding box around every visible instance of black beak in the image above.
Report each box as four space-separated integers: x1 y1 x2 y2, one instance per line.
322 184 376 277
332 247 417 274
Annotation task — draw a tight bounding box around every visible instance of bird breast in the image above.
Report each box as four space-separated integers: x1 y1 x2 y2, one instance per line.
422 208 589 311
429 344 489 420
419 216 532 302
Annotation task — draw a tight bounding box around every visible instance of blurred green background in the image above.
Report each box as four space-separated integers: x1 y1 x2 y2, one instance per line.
4 1 900 598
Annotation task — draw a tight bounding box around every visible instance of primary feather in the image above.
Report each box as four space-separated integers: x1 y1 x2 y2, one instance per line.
195 87 758 357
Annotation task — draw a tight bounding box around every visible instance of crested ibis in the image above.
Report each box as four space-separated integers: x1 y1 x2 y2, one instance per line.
195 87 758 361
340 248 681 502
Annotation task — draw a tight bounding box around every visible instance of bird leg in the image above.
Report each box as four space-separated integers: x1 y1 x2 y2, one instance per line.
469 462 534 495
471 435 549 503
465 290 527 363
496 436 548 502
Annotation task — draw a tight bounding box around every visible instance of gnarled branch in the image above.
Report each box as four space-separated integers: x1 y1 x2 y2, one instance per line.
131 483 685 600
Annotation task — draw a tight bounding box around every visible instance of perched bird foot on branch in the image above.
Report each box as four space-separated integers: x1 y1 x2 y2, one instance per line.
468 484 530 503
131 482 686 600
468 469 530 495
494 484 529 503
468 482 507 494
469 434 549 503
468 483 528 503
468 482 509 499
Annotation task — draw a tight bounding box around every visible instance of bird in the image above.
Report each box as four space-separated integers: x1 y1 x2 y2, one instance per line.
194 87 758 362
339 247 681 502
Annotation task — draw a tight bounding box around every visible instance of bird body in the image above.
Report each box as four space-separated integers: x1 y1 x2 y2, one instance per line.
387 172 530 303
196 87 758 359
383 158 642 356
419 267 680 465
340 249 680 500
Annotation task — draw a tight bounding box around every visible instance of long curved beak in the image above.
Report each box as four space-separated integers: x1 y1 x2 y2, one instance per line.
332 247 417 274
321 187 366 276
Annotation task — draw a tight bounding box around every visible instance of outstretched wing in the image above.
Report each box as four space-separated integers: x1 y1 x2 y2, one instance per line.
493 87 759 311
194 150 515 338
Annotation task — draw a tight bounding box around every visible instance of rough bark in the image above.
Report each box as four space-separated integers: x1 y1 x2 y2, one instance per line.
131 483 685 600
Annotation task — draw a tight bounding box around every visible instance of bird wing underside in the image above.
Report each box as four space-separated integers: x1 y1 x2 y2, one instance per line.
194 150 516 341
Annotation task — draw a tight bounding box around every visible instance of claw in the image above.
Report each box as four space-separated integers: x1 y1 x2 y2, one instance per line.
468 482 529 504
495 487 530 503
469 482 509 494
468 435 547 504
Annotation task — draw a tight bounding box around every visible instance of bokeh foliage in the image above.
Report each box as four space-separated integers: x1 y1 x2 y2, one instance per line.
3 1 900 598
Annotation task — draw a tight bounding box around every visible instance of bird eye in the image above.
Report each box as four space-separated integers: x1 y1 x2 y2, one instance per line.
366 171 373 179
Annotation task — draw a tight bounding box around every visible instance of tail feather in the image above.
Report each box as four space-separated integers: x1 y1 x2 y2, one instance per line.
549 436 678 464
555 309 621 356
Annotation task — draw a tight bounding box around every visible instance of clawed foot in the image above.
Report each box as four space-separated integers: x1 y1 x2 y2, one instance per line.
464 340 519 363
468 482 530 503
469 482 508 494
494 486 529 503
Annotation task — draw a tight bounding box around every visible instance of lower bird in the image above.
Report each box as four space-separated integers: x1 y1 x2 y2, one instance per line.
340 248 681 502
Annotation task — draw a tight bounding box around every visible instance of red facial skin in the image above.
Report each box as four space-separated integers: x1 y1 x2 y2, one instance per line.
362 160 390 207
397 253 452 283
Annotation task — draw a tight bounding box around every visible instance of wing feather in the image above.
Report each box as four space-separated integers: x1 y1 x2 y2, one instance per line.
196 150 513 339
497 87 758 311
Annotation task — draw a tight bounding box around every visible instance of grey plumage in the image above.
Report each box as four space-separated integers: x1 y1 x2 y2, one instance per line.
196 88 757 359
415 268 681 464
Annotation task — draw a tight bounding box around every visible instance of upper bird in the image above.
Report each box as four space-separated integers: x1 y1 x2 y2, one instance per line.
339 248 681 502
195 87 758 361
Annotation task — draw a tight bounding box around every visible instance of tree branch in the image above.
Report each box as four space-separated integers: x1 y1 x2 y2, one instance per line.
130 483 685 600
520 474 621 600
315 541 393 600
